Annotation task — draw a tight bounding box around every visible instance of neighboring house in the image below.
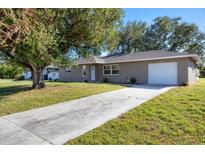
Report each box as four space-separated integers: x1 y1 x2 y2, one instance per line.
23 64 59 81
23 70 32 80
46 65 59 81
59 50 201 85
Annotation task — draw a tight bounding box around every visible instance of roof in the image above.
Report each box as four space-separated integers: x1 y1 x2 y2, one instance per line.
45 64 59 69
77 56 104 65
77 50 201 65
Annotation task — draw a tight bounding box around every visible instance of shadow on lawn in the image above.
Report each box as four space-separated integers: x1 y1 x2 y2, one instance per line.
0 86 31 97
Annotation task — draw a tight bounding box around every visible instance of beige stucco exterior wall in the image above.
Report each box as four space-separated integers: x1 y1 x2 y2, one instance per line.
97 58 190 85
59 65 91 82
59 57 198 85
97 61 147 83
188 58 198 84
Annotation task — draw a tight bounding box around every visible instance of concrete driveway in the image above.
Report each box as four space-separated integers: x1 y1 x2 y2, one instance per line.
0 85 174 145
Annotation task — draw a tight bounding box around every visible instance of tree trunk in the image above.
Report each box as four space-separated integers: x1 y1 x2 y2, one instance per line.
32 68 45 89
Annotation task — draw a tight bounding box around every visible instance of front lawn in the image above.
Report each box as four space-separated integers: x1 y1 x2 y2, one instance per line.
0 79 124 116
67 78 205 144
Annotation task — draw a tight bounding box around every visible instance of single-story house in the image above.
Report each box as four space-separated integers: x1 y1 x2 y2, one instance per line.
59 50 201 85
23 70 32 80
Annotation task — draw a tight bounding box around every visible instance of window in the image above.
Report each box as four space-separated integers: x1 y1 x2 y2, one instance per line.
103 65 111 75
65 67 71 74
112 64 119 75
82 65 86 77
103 64 119 75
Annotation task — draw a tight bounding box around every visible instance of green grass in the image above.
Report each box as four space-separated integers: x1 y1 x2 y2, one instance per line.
0 79 124 116
67 78 205 145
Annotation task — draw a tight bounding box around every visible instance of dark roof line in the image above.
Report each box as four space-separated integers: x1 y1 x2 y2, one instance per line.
77 50 200 65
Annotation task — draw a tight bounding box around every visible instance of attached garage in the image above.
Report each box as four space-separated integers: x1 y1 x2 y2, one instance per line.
148 62 178 85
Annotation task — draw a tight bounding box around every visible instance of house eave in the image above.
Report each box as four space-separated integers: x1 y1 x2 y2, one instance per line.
77 55 200 65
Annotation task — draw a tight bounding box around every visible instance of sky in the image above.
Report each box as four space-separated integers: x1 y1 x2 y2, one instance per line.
123 8 205 32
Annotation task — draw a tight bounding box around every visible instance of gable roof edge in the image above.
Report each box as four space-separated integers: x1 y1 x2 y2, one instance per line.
103 55 200 64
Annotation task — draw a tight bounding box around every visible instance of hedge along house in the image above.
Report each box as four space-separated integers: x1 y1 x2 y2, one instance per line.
59 50 201 85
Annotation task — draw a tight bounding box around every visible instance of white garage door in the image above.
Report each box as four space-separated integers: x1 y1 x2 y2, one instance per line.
148 62 177 85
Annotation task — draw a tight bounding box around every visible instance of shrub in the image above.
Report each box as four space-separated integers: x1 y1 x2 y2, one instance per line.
200 67 205 77
0 63 23 79
130 77 137 84
103 77 108 83
181 82 189 86
14 75 25 81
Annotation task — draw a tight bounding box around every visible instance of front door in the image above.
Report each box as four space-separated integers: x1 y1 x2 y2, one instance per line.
91 65 96 81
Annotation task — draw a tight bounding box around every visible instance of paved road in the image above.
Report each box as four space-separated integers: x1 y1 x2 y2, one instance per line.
0 85 174 145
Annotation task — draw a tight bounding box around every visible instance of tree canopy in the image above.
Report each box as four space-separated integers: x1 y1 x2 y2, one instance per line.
116 21 147 54
0 9 123 88
115 16 205 57
0 62 23 79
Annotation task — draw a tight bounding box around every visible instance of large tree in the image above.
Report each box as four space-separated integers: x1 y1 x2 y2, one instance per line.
116 16 205 57
0 9 122 88
115 21 147 54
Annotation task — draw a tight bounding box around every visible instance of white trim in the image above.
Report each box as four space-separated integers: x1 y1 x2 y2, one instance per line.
103 64 119 76
82 65 86 77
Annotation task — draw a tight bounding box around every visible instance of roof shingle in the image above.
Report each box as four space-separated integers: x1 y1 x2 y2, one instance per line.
77 50 200 64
